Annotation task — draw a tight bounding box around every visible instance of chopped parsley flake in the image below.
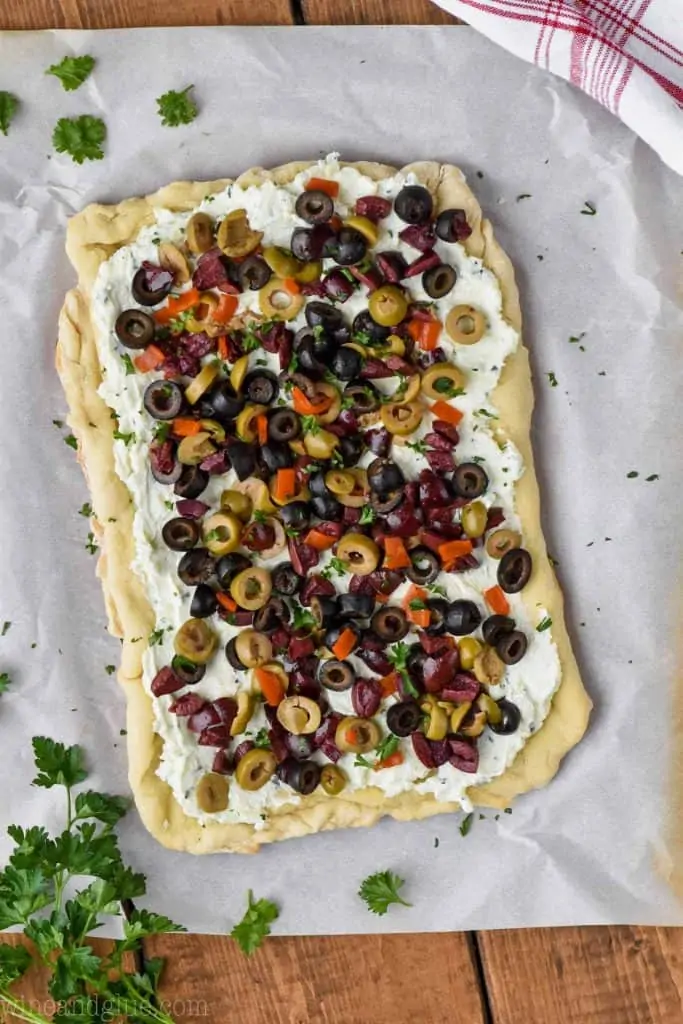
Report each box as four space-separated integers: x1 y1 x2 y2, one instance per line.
536 616 552 632
580 201 597 216
547 372 558 387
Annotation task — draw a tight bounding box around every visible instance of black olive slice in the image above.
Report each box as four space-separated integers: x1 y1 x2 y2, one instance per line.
243 370 279 406
238 255 271 291
453 463 489 500
132 264 173 306
496 630 528 665
435 208 471 243
371 607 409 643
318 659 355 692
386 701 422 737
225 636 247 671
115 309 155 349
161 517 200 552
481 614 515 647
178 548 216 587
215 553 252 590
190 583 218 618
305 301 344 332
406 546 440 586
425 598 449 636
394 185 433 225
271 562 301 597
174 465 209 499
498 548 532 593
143 380 183 421
268 408 301 442
171 655 205 685
446 601 483 636
338 594 374 620
295 190 334 225
489 699 521 735
311 595 338 628
423 263 457 299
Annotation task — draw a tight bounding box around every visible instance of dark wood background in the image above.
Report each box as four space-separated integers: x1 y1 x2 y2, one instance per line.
2 0 681 1020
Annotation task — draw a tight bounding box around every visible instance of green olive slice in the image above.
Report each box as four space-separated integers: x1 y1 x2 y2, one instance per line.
368 285 408 327
236 404 268 443
336 533 380 576
325 470 355 495
177 432 216 466
319 765 347 795
335 716 381 754
450 702 472 733
421 363 467 400
446 305 487 345
220 489 253 521
230 692 254 736
234 628 273 669
461 501 488 539
158 242 190 284
217 209 263 258
196 772 229 813
344 215 379 246
174 618 217 665
230 567 272 610
313 382 342 425
460 708 487 738
485 529 522 560
473 646 505 686
186 212 215 254
203 512 242 556
262 246 302 279
235 748 277 791
259 278 304 321
336 468 368 509
420 698 449 741
304 428 339 459
185 362 220 405
380 401 423 437
276 696 322 736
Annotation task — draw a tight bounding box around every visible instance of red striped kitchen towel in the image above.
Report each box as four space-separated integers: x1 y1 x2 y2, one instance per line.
433 0 683 175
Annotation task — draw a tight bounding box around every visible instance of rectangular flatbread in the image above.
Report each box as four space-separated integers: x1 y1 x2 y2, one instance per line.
57 158 591 853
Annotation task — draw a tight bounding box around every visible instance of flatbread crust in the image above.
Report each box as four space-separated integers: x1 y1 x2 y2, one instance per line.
56 160 591 853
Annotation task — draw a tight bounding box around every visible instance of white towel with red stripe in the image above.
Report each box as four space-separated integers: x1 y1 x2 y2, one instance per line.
433 0 683 175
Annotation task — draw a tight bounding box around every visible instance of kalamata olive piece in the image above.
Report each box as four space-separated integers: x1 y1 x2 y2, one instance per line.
352 309 390 344
311 595 338 628
178 548 215 586
115 309 155 349
481 614 514 647
386 701 422 738
207 382 245 422
318 659 355 692
446 601 482 636
268 408 301 442
423 263 457 299
324 269 356 303
225 636 246 671
352 678 382 718
296 338 325 378
190 583 218 618
296 189 334 224
243 370 279 405
371 607 409 643
425 598 449 635
394 185 433 225
368 458 404 496
453 463 489 500
143 380 183 420
174 465 209 500
310 493 343 521
327 227 367 266
271 561 301 597
171 654 206 685
290 227 316 262
283 758 322 795
150 442 182 485
435 208 471 243
238 254 271 290
132 263 173 306
406 546 440 586
330 346 362 382
215 552 252 589
279 501 311 531
259 442 293 474
305 301 344 332
242 521 276 553
498 548 532 593
338 593 374 620
497 630 528 665
227 441 257 481
254 597 290 633
162 517 200 552
337 435 364 468
489 699 521 735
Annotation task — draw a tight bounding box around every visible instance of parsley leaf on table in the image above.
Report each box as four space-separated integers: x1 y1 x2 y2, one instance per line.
53 115 106 164
46 55 95 91
0 92 19 136
0 674 11 695
230 890 279 956
358 870 411 915
156 85 198 127
459 812 475 837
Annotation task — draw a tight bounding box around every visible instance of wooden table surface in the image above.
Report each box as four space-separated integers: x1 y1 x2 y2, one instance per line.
3 0 681 1021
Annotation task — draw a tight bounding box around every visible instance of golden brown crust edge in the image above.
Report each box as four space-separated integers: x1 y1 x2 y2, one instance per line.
56 160 591 854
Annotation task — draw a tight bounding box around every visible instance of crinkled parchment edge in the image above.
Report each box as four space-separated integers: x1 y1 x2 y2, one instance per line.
56 160 591 854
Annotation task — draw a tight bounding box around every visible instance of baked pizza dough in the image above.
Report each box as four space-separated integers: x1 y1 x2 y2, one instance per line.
57 160 591 853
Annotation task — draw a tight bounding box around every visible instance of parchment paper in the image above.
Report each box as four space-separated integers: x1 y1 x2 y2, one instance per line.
0 26 682 935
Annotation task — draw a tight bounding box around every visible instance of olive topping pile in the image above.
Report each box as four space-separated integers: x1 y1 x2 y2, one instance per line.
115 173 540 811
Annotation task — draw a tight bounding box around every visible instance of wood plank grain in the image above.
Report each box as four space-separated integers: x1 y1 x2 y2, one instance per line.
302 0 461 24
0 0 293 29
479 926 683 1023
147 932 486 1024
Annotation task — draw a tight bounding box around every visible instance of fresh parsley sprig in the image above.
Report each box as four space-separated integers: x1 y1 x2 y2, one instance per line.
53 115 106 164
0 92 19 137
230 890 279 955
387 642 418 698
0 737 185 1024
46 55 95 91
358 871 411 916
156 85 198 127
